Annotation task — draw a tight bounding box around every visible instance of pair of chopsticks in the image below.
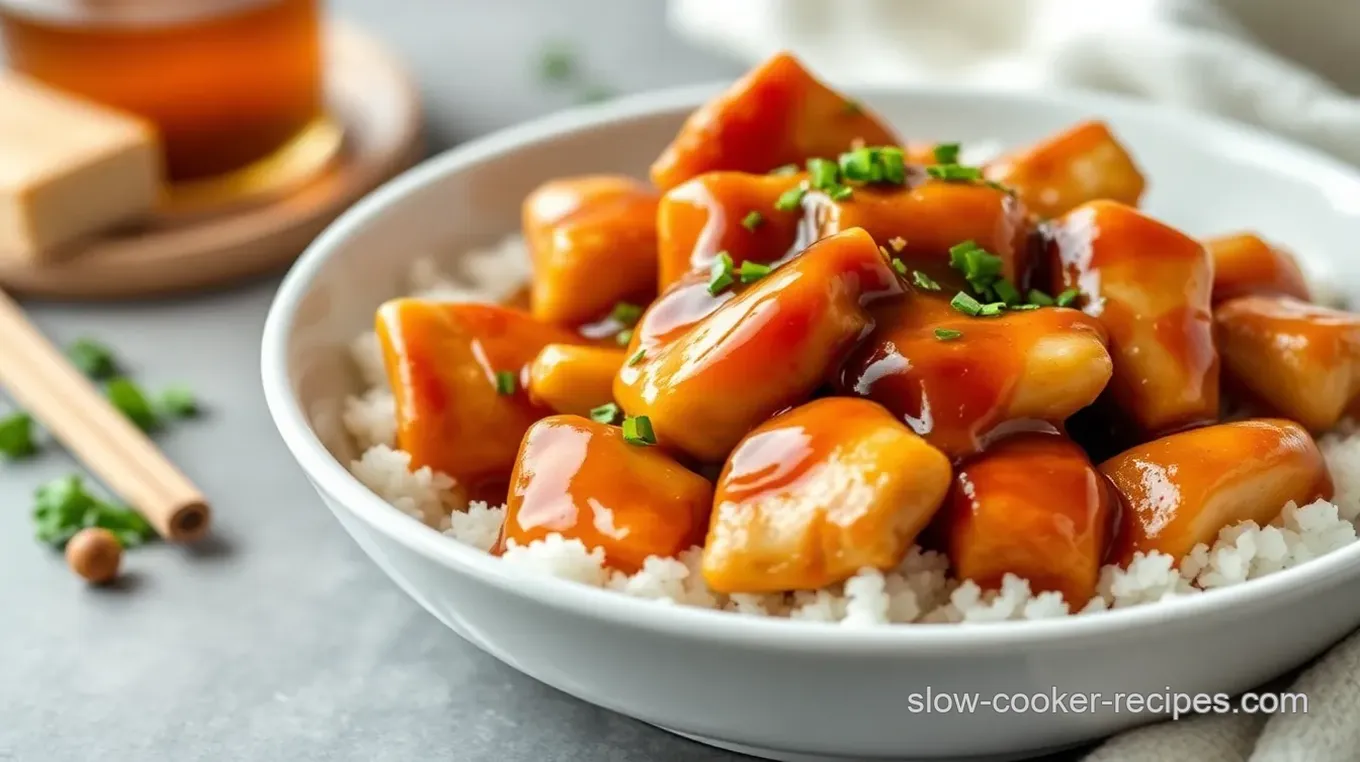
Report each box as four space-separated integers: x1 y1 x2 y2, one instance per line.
0 288 210 542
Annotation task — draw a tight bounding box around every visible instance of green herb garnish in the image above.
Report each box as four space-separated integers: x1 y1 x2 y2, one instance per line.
950 292 983 316
590 403 621 425
1012 304 1041 311
836 146 907 186
615 329 634 346
878 146 907 184
890 258 909 277
738 260 772 283
610 301 643 326
934 328 963 341
978 302 1007 317
829 185 854 201
0 412 37 458
911 270 941 291
1027 289 1055 307
839 148 877 181
67 338 118 380
627 348 646 367
948 240 1005 298
33 475 156 549
806 158 840 191
927 164 984 182
622 415 656 446
708 251 736 295
157 386 198 418
993 279 1022 306
1056 288 1080 308
741 210 765 232
495 371 517 395
106 378 158 432
933 143 961 165
774 184 807 212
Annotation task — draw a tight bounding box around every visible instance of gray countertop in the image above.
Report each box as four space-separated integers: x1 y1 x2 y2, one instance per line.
0 3 1086 761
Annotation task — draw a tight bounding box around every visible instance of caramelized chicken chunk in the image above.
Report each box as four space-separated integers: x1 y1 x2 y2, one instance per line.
1102 419 1332 565
650 52 898 191
838 294 1112 459
807 179 1031 288
1216 295 1360 430
943 434 1116 604
522 175 659 325
615 228 903 462
702 398 952 593
1205 233 1311 305
498 416 713 573
657 171 810 292
528 344 627 417
376 299 580 502
984 121 1145 219
1048 200 1219 435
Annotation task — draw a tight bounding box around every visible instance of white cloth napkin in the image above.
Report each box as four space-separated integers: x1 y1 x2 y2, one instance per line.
665 1 1360 759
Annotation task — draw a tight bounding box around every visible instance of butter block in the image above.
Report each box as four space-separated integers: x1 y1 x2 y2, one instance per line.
0 74 162 261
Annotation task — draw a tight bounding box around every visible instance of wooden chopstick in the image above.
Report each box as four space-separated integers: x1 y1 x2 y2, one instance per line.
0 289 210 542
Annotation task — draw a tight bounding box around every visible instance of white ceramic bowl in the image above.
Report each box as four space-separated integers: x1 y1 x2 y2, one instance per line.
262 84 1360 762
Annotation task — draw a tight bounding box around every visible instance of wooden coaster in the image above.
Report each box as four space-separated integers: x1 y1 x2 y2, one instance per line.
0 20 423 300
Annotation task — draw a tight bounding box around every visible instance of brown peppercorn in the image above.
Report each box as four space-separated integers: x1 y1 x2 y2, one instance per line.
66 528 122 584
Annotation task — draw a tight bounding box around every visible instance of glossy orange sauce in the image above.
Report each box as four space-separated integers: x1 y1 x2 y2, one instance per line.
497 416 713 573
1205 233 1311 305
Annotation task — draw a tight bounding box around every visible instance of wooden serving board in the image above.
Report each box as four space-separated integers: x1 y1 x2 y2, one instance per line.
0 20 423 300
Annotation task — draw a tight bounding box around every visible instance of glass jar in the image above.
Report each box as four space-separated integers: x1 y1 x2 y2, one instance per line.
0 0 333 191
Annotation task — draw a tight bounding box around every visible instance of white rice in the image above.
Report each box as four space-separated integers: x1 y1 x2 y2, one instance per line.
340 239 1360 626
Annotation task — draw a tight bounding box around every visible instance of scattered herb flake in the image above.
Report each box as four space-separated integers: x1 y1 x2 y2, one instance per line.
1056 288 1081 308
621 415 656 446
838 148 877 182
950 292 983 316
106 378 159 432
829 185 854 201
1028 289 1056 307
157 386 198 418
610 301 643 327
615 328 634 346
1012 304 1041 311
741 210 764 232
891 258 909 277
878 146 907 184
590 403 621 425
927 164 983 182
67 338 118 380
627 348 646 367
806 158 840 191
774 184 807 212
494 371 517 395
707 251 736 295
978 302 1007 317
0 412 36 459
934 328 963 341
933 143 961 165
993 279 1022 306
738 260 772 283
911 270 942 291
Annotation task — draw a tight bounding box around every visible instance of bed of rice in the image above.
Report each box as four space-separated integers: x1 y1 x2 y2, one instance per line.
340 237 1360 626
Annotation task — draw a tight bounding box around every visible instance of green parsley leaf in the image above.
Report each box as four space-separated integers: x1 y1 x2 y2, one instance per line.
494 371 517 395
934 328 963 341
615 328 634 346
589 403 621 425
67 338 118 380
0 412 37 459
927 164 983 182
950 292 983 316
32 474 156 549
708 251 736 296
610 301 643 327
911 270 942 291
993 279 1022 306
769 164 800 176
738 260 772 283
157 386 198 418
1056 288 1081 308
106 378 159 432
741 210 764 232
933 143 961 165
774 184 807 212
806 158 840 191
621 415 656 446
1027 289 1056 306
627 348 646 367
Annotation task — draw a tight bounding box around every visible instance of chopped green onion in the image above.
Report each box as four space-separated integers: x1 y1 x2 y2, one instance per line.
839 148 877 181
879 146 907 184
1027 289 1056 306
1056 288 1080 307
610 301 643 326
806 158 840 191
934 328 963 341
738 260 772 283
67 338 118 380
494 371 517 395
978 302 1007 317
948 240 978 270
741 210 765 232
707 251 736 295
993 279 1022 306
615 328 634 346
890 258 909 277
1012 304 1041 311
829 185 854 201
157 386 199 418
106 378 158 432
627 348 646 367
590 403 621 425
927 164 983 182
770 164 799 176
774 184 807 212
911 270 942 291
963 248 1003 280
950 292 983 316
933 143 961 165
621 415 656 446
0 412 37 458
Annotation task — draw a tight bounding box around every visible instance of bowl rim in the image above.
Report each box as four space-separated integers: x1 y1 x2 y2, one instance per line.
262 81 1360 655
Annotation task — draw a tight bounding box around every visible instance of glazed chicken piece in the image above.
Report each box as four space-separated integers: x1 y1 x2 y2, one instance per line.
942 434 1116 604
702 398 952 593
984 121 1145 219
1048 200 1219 436
376 299 580 503
807 179 1031 288
1215 295 1360 431
528 344 627 418
1205 233 1311 305
497 416 713 573
656 171 810 292
837 293 1113 459
1101 419 1332 565
650 52 898 191
522 175 660 326
615 228 903 463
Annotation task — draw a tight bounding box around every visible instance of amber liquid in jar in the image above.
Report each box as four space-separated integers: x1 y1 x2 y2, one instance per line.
0 0 328 187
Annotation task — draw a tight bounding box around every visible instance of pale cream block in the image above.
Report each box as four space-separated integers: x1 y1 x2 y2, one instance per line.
0 73 162 261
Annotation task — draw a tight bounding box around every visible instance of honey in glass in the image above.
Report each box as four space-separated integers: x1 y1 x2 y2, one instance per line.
0 0 335 199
